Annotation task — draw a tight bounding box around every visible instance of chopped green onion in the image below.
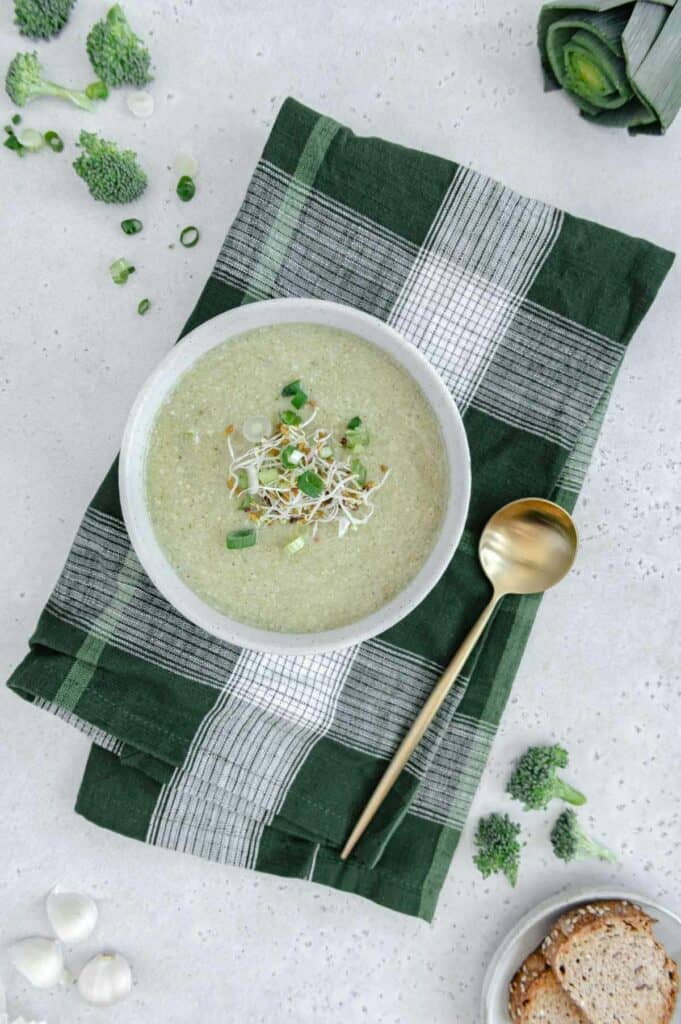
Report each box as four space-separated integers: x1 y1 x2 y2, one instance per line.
350 457 367 487
280 409 301 426
109 258 135 285
282 444 304 468
85 80 109 101
347 415 362 430
285 536 306 555
137 298 151 315
281 380 302 397
259 467 279 485
43 130 64 153
238 492 253 510
236 469 249 490
3 132 24 155
226 528 257 550
179 225 199 248
346 421 370 450
176 175 196 201
18 128 44 152
291 388 308 410
319 445 333 459
11 113 21 125
121 218 143 235
297 470 324 498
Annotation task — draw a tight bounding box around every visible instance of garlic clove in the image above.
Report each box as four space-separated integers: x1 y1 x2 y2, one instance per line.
46 886 98 944
77 952 132 1006
8 937 64 989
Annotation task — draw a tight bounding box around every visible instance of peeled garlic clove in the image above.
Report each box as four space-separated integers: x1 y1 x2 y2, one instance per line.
8 938 64 989
46 886 98 944
127 91 154 118
77 953 132 1006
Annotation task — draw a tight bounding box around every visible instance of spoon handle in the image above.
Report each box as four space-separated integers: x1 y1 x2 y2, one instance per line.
340 592 501 861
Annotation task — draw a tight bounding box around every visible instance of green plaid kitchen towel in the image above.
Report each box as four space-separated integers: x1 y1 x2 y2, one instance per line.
8 98 673 920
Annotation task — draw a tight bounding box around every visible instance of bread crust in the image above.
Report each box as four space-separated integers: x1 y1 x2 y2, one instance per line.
542 899 679 1024
509 946 588 1023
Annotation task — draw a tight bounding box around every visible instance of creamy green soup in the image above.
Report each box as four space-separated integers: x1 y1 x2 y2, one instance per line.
146 323 448 633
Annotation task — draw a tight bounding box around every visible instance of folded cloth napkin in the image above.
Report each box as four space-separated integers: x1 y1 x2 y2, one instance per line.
8 98 673 921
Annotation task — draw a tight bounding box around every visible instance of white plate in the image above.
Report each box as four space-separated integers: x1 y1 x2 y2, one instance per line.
482 886 681 1023
119 298 471 655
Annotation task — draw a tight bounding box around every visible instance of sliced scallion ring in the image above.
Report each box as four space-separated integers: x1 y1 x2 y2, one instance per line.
297 470 324 498
121 218 143 235
226 528 257 550
43 130 64 153
281 380 302 397
258 467 279 485
176 175 196 201
109 258 135 285
291 388 308 410
285 536 306 555
11 113 21 125
350 457 367 487
17 128 43 152
280 410 301 426
282 444 304 469
137 298 151 315
86 80 109 101
179 225 199 248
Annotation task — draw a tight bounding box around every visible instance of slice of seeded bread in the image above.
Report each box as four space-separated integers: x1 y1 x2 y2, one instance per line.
542 900 679 1024
509 946 589 1023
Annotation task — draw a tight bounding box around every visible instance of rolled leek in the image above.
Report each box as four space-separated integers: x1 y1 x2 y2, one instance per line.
538 0 681 133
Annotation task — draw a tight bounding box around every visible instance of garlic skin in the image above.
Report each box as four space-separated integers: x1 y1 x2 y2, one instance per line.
8 937 64 989
46 886 98 944
77 953 132 1006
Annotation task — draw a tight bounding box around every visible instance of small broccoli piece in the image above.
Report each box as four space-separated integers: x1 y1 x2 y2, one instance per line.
14 0 76 39
507 744 586 811
550 809 617 864
73 130 147 204
5 51 93 112
473 812 522 886
86 5 152 88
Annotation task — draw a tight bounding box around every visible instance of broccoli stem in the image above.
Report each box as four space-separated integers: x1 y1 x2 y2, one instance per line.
41 79 94 112
580 834 618 862
554 778 587 806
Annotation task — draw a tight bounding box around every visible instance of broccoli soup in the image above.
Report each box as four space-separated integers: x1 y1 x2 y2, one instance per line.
146 323 448 633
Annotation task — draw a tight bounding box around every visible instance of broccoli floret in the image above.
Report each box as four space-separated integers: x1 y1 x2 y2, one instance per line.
14 0 76 39
507 744 586 811
73 131 147 204
86 5 152 88
550 809 617 863
5 51 93 112
473 812 522 886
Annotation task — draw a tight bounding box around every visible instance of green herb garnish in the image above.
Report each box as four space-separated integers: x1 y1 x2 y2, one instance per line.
176 174 196 201
350 457 367 487
291 389 308 410
226 528 257 550
281 380 301 397
11 113 21 125
345 415 370 450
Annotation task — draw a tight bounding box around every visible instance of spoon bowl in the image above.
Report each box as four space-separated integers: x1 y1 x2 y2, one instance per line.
480 498 578 596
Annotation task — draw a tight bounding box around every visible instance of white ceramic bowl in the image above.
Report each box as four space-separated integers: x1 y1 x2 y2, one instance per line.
482 886 681 1023
119 297 471 655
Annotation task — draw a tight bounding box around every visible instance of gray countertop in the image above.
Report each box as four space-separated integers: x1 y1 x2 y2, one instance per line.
1 1 680 1021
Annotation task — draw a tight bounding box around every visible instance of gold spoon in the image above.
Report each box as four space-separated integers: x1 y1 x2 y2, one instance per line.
340 497 578 861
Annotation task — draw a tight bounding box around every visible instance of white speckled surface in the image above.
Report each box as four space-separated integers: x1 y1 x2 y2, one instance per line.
1 1 680 1021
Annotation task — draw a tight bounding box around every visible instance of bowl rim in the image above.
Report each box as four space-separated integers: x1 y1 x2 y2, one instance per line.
480 885 681 1023
119 297 471 655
